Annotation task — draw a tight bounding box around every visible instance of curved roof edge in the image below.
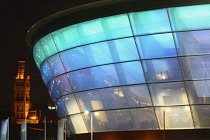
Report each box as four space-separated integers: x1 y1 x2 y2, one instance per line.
26 0 210 48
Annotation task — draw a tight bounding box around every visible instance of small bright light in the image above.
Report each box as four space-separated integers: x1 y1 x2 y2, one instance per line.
165 108 171 112
94 112 99 116
185 106 190 110
84 111 89 114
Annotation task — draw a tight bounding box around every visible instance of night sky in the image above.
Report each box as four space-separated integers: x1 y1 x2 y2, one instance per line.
0 0 97 106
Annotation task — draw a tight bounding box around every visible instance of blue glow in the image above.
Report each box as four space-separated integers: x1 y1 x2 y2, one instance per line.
136 33 177 59
40 60 53 85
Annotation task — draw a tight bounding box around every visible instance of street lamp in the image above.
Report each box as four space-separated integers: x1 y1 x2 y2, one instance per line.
84 111 99 140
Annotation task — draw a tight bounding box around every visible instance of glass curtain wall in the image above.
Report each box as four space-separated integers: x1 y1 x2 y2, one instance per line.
32 4 210 134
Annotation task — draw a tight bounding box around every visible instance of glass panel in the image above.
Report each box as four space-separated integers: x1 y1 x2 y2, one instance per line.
106 109 134 131
33 41 46 69
55 98 68 118
168 4 210 31
52 25 81 52
185 81 210 104
63 94 80 115
136 33 177 59
129 9 171 35
70 114 88 134
143 58 183 82
131 108 159 130
48 54 65 77
55 74 73 95
40 34 58 58
76 18 106 45
180 56 210 80
174 30 210 56
76 85 152 111
66 117 75 135
149 82 189 106
68 61 145 92
40 60 53 85
60 38 139 71
191 105 210 128
47 79 60 100
102 14 132 39
155 106 194 129
83 110 134 132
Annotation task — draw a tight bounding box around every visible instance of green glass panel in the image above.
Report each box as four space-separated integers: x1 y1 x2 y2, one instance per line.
129 9 171 35
33 41 46 69
40 34 58 58
102 14 132 39
77 18 106 45
52 25 81 52
169 4 210 31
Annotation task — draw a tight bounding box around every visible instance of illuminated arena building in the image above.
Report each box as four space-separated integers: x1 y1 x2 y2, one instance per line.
27 0 210 139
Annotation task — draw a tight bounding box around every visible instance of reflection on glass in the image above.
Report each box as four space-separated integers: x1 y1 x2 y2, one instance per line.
191 105 210 128
136 33 177 59
52 25 81 52
149 82 189 106
180 56 210 80
63 94 80 115
40 60 53 85
169 4 210 31
174 30 210 56
143 58 183 82
131 108 159 130
70 114 88 134
186 81 210 104
55 98 68 118
48 54 65 77
33 42 46 69
155 106 194 129
129 9 171 35
76 85 152 111
40 34 58 58
60 37 139 72
55 74 73 95
68 61 145 92
47 79 60 100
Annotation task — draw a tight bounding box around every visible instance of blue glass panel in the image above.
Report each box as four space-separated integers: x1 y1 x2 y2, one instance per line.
33 41 46 69
62 94 80 115
174 30 210 56
52 25 81 52
186 81 210 104
40 60 53 85
143 58 183 82
136 33 177 59
47 79 60 100
55 74 73 95
60 38 139 71
149 82 189 106
129 9 171 35
40 34 58 58
68 61 145 92
168 4 210 31
48 54 65 77
180 56 210 80
76 85 152 111
55 98 68 118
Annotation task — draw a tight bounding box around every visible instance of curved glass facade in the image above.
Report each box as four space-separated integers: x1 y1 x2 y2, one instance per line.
32 4 210 135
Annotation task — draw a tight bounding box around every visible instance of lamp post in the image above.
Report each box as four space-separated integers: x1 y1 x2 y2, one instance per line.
84 111 99 140
163 108 171 140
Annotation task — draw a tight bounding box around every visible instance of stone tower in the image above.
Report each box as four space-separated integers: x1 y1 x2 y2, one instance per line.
13 60 40 124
